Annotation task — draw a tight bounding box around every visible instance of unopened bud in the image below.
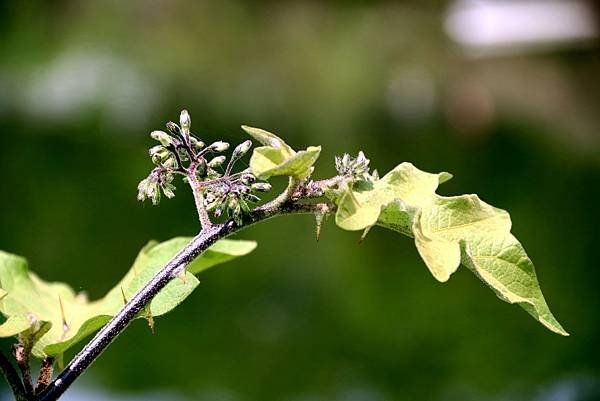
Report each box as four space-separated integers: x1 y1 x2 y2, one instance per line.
190 137 205 150
150 131 174 147
162 157 178 169
208 156 226 168
240 173 256 185
251 182 272 192
233 140 252 158
162 183 176 199
210 141 230 152
179 109 191 133
149 145 165 156
166 121 181 137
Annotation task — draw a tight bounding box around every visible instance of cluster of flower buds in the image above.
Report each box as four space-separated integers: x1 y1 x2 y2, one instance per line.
203 171 272 224
335 151 377 182
137 168 176 205
138 109 273 224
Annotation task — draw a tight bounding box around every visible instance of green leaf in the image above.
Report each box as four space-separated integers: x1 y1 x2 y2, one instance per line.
242 125 321 180
415 195 568 336
241 125 295 155
330 162 568 336
186 239 257 274
333 163 451 231
0 237 257 357
334 181 381 231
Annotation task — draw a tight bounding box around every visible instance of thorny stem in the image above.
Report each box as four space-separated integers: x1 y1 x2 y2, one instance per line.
35 194 335 401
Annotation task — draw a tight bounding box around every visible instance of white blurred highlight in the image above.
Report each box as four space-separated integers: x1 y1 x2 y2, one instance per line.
445 0 598 56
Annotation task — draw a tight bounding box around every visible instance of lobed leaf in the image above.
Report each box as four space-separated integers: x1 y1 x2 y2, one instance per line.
329 162 568 336
242 125 321 180
0 237 257 358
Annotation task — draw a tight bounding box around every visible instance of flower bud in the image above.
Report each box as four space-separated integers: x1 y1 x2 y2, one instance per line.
240 173 256 185
161 183 176 199
150 131 174 147
251 182 271 192
210 141 230 152
208 156 226 168
166 121 182 137
179 109 191 133
190 137 205 150
162 157 178 169
205 201 219 211
233 140 252 158
148 145 165 156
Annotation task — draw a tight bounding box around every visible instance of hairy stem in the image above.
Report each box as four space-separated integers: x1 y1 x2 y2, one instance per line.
264 177 299 209
35 201 333 401
0 350 27 401
35 357 54 395
14 344 33 397
187 169 212 229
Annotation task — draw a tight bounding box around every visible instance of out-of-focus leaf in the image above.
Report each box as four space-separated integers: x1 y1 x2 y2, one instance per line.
0 237 257 357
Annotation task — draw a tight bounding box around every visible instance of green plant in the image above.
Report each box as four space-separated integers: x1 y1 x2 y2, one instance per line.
0 110 568 401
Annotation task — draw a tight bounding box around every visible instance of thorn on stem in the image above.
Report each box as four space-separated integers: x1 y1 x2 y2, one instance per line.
120 287 128 305
359 227 371 244
315 210 327 242
58 296 69 336
144 308 155 335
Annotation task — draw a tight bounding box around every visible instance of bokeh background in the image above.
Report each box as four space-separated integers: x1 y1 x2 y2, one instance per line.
1 1 599 400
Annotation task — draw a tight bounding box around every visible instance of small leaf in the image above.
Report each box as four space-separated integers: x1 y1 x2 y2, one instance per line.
242 125 321 179
241 125 294 155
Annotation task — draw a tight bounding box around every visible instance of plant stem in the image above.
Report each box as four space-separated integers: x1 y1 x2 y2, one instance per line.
34 357 54 395
187 168 212 229
14 344 33 397
35 201 333 401
0 350 27 401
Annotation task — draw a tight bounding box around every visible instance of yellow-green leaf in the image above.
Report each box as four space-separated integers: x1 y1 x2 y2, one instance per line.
329 162 568 336
0 237 257 358
242 125 321 179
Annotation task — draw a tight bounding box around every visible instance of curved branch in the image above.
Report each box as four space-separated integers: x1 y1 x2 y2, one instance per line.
35 201 333 401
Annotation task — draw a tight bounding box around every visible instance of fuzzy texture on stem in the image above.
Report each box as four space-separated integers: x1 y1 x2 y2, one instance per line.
14 344 33 397
187 166 213 229
0 350 27 401
35 199 334 401
34 357 54 395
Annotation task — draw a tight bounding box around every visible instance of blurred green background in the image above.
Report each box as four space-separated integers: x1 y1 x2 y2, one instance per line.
1 1 599 400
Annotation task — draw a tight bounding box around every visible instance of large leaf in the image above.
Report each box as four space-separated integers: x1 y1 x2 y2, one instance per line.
330 162 568 336
0 237 257 358
242 125 321 180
